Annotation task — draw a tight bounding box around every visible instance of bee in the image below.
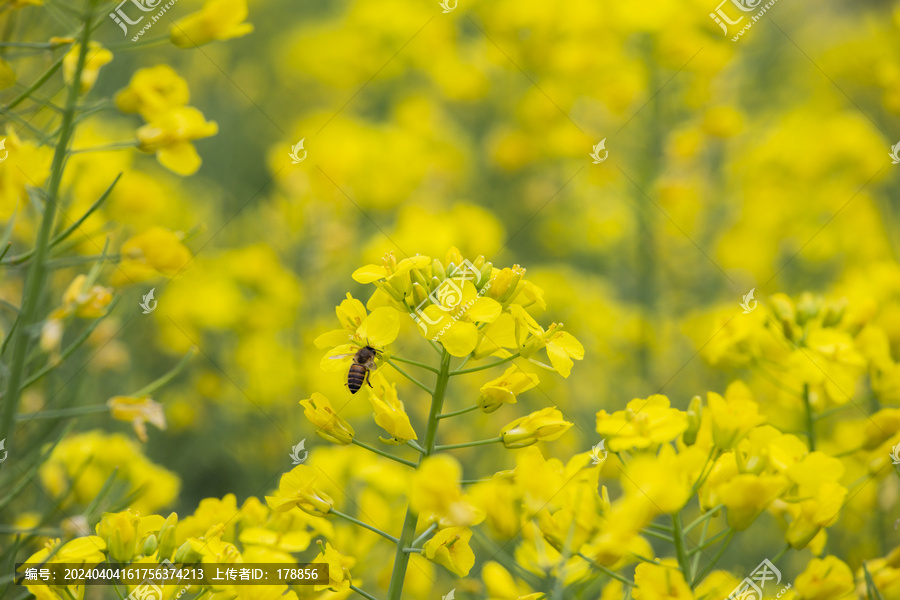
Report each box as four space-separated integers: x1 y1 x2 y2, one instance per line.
331 345 380 394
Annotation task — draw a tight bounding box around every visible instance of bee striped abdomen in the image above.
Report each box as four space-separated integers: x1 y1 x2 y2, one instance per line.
347 364 369 394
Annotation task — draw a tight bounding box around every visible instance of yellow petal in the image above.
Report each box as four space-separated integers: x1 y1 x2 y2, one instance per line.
467 297 502 323
352 265 387 283
439 321 479 357
358 307 400 346
156 141 201 176
547 342 575 377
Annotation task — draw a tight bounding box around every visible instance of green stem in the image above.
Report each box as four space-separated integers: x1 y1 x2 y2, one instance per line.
351 438 416 468
690 518 711 585
688 527 733 556
642 528 674 543
387 359 433 395
693 529 735 583
19 299 117 392
410 523 437 548
437 404 479 419
390 355 438 373
813 402 857 421
4 54 65 111
350 584 380 600
386 348 452 600
67 141 138 154
4 173 121 267
15 404 108 421
330 508 399 544
434 436 502 451
0 6 95 454
771 543 790 563
683 505 723 534
672 513 691 584
451 352 520 375
129 347 195 397
576 552 636 588
406 439 425 454
802 383 816 450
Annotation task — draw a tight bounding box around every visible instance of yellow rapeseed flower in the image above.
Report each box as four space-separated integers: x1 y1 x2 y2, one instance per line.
311 540 355 593
114 226 192 284
300 392 354 445
477 366 540 413
795 556 855 600
95 509 163 562
265 465 335 516
116 65 190 119
422 526 476 577
715 473 788 530
136 106 218 175
500 407 573 448
411 455 481 527
63 42 112 93
596 395 688 452
170 0 254 48
107 395 167 442
707 384 765 450
367 372 418 444
482 561 543 599
632 559 694 600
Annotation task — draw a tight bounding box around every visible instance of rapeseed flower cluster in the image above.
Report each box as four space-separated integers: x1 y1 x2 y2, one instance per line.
3 0 900 599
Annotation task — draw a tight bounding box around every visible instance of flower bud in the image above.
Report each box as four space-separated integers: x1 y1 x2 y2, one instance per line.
769 293 797 340
173 541 202 564
682 395 702 446
95 510 141 563
432 259 447 284
411 283 430 308
500 407 573 448
795 293 820 326
821 299 847 328
478 263 494 291
156 512 178 560
445 247 464 268
410 267 429 290
300 393 355 445
142 533 158 557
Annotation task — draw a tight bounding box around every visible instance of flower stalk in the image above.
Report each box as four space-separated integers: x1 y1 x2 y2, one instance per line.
0 3 96 454
386 349 451 600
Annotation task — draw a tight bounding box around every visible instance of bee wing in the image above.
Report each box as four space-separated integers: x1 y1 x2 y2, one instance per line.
364 359 377 370
329 353 356 360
